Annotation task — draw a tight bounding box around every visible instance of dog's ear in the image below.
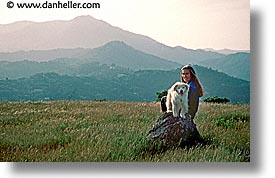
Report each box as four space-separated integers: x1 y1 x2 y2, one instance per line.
173 84 179 91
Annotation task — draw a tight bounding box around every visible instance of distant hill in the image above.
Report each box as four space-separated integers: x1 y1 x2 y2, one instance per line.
0 41 181 79
200 52 250 81
0 15 224 64
0 65 250 103
204 48 250 55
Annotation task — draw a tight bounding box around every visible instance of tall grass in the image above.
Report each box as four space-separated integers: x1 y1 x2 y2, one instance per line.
0 101 249 162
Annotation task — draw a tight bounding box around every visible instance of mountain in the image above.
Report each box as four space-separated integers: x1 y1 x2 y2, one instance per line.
0 41 181 79
0 66 249 103
75 41 181 70
0 15 250 100
0 15 224 64
200 52 250 81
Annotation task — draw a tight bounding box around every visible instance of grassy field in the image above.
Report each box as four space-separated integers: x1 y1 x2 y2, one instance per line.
0 101 250 162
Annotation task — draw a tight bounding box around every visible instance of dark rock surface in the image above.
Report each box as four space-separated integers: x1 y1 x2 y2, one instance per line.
147 112 201 147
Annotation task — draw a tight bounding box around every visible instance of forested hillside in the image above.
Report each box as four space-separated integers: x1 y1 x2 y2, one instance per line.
0 65 249 103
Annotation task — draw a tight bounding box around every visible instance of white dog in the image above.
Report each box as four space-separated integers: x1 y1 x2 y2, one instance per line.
166 82 189 117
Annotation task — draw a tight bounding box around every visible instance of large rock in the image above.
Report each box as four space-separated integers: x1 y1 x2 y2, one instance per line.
147 112 201 147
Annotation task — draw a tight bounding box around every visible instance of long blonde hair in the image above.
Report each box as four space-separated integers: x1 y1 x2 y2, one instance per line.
181 65 204 97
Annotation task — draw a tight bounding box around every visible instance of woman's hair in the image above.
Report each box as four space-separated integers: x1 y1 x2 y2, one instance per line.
180 65 204 97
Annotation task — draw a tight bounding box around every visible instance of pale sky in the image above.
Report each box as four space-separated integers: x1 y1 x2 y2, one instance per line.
0 0 250 50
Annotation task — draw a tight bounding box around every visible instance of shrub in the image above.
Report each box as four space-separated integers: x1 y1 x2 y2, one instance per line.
155 90 167 102
203 96 230 103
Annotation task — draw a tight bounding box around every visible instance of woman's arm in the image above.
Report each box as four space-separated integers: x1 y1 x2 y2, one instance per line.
188 82 199 119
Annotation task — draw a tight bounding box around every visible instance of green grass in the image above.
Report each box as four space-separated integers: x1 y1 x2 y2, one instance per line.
0 101 250 162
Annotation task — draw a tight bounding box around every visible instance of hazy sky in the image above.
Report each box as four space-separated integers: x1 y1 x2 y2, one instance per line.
0 0 250 50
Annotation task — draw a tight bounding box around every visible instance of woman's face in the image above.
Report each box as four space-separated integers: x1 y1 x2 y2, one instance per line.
181 69 191 83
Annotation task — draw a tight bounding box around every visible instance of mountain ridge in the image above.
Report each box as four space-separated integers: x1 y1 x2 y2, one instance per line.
0 39 250 81
0 41 181 79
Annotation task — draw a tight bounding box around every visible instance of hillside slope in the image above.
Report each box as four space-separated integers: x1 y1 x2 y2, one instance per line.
200 52 250 81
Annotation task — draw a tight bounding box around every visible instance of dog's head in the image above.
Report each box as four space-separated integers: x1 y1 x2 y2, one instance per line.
173 82 189 96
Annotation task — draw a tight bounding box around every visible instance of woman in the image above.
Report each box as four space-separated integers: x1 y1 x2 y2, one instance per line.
181 65 203 119
161 65 203 120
